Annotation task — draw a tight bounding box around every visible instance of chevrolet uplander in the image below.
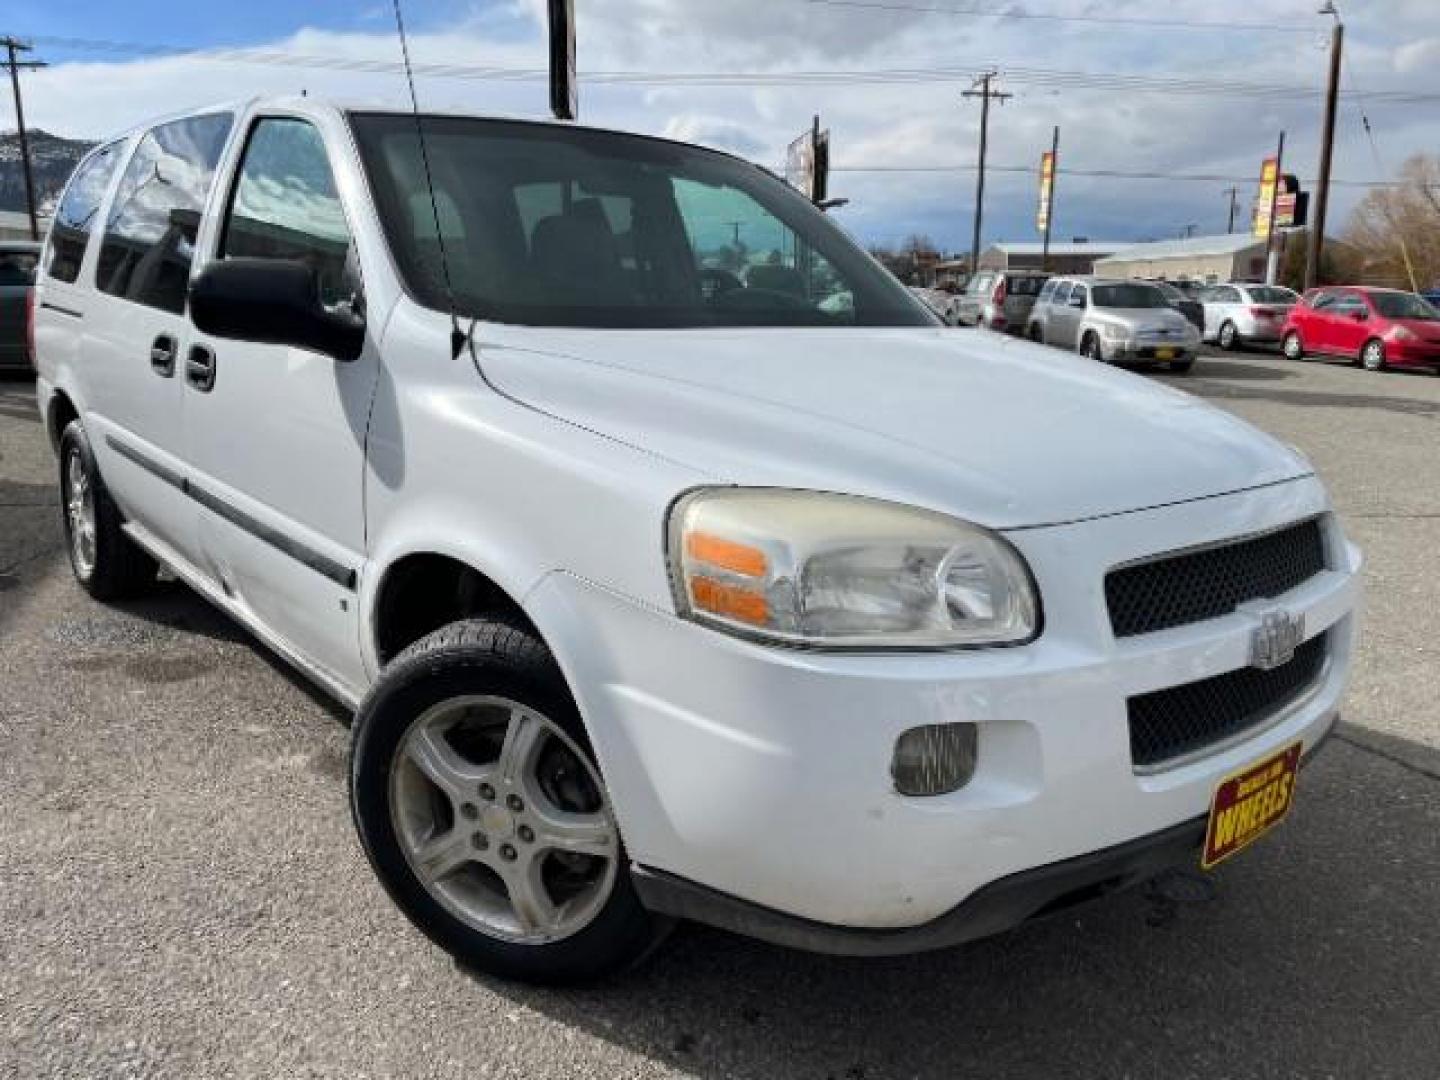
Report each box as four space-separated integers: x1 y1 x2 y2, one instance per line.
32 99 1361 983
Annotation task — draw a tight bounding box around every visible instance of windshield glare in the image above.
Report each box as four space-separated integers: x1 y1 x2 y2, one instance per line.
350 114 933 329
1091 283 1168 309
1371 291 1439 320
1248 286 1297 304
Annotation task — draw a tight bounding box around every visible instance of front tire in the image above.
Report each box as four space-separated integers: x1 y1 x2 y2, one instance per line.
1360 338 1387 372
1282 331 1305 361
58 420 156 600
350 619 663 985
1080 332 1104 362
1169 358 1194 374
1218 321 1240 350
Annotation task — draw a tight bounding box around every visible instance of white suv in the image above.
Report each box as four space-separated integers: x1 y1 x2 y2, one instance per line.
33 98 1360 984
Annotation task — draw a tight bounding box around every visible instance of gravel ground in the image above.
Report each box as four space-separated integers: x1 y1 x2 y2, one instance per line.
2 350 1437 1080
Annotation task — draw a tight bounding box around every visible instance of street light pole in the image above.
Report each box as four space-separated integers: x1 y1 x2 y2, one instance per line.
1305 10 1344 290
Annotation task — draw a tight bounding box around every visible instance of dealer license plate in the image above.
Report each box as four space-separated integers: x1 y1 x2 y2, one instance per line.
1201 742 1302 870
1154 347 1175 361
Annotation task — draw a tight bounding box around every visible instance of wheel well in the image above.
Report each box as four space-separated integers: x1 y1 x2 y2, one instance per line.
372 554 538 666
47 390 79 452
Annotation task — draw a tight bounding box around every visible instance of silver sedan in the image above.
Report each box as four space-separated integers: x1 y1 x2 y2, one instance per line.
1200 283 1299 349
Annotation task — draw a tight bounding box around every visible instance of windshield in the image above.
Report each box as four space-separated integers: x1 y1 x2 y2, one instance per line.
1248 286 1297 305
1152 282 1181 300
1091 283 1168 309
1370 291 1439 320
350 114 933 329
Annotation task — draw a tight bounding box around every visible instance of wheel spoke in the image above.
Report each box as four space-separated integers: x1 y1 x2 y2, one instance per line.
497 709 546 784
405 723 488 801
505 856 561 935
413 826 476 884
530 804 614 859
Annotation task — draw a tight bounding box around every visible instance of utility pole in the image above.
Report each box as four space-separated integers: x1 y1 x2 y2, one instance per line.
1224 186 1239 233
2 37 45 241
962 71 1011 275
1264 130 1285 286
1305 9 1344 290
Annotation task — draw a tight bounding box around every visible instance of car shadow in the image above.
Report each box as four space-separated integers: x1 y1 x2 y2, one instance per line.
466 736 1439 1078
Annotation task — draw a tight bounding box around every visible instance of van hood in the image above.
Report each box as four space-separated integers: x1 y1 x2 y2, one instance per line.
477 326 1311 529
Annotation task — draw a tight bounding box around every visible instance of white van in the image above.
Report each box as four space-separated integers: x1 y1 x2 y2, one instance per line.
33 98 1360 984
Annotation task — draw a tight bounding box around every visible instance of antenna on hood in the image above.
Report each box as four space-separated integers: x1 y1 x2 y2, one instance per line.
391 0 466 359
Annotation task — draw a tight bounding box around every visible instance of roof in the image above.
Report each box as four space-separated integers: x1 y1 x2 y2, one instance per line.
1095 233 1267 263
987 241 1126 256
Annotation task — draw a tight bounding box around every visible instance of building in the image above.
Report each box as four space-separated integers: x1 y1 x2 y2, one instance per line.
1092 233 1277 284
0 209 49 242
976 240 1125 275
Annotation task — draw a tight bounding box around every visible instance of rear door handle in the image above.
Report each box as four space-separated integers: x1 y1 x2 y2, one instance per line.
150 334 177 377
185 344 217 392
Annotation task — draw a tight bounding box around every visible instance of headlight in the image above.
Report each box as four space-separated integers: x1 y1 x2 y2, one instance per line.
1099 323 1129 342
1389 325 1416 342
667 489 1040 648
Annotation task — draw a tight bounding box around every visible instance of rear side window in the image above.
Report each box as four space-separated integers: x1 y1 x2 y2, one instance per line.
97 112 234 315
221 118 354 307
1007 275 1046 296
1051 281 1073 304
47 142 123 284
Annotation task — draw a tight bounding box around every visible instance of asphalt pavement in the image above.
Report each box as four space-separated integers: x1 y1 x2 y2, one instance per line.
2 347 1438 1079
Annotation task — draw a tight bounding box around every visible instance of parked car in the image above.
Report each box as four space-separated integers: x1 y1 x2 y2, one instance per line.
1028 276 1201 371
908 285 960 325
955 270 1049 333
1421 289 1440 309
1145 279 1204 334
0 240 40 371
1200 283 1299 350
1281 287 1440 373
35 99 1360 984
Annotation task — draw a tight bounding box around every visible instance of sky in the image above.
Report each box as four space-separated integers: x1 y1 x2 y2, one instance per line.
3 0 1438 254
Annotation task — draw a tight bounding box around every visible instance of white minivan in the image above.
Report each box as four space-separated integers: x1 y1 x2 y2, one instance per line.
34 98 1360 984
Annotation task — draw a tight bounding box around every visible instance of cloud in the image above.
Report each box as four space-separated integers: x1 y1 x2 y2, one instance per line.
10 0 1440 251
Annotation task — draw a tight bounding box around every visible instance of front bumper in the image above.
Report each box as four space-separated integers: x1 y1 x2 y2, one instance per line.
526 478 1359 935
1107 338 1196 362
1387 340 1440 367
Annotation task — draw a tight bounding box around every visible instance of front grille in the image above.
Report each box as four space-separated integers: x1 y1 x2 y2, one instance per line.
1106 519 1326 638
1127 633 1327 769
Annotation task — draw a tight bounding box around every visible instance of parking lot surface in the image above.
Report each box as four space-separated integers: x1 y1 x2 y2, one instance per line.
2 348 1438 1079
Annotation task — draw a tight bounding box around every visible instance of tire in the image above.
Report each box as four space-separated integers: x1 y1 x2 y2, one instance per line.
1218 321 1239 351
58 420 157 600
1027 323 1043 343
1282 331 1304 361
1360 338 1387 372
1169 359 1194 374
1080 332 1104 362
350 618 664 985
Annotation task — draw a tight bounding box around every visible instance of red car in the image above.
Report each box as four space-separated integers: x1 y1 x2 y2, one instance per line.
1281 286 1440 373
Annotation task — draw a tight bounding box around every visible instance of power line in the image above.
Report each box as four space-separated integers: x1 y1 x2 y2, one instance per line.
804 0 1307 34
825 163 1398 188
17 32 1440 105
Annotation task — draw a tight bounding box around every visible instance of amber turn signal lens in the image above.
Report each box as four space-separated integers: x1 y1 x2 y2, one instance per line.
685 532 768 578
689 575 768 625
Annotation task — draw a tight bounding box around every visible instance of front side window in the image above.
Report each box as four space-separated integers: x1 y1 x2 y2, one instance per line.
1069 284 1088 307
221 117 354 307
350 113 932 329
1051 281 1073 304
1037 278 1058 302
97 112 233 314
1091 283 1166 309
47 141 123 284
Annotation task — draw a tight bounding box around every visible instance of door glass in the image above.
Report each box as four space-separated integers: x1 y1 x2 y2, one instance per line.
1051 282 1072 305
1069 284 1088 307
47 141 123 284
222 118 354 306
96 113 234 314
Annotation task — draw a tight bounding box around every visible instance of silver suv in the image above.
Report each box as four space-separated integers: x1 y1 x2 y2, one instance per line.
1028 276 1201 373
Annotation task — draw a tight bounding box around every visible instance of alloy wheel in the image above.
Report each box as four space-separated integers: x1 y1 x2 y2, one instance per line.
1361 340 1386 372
63 449 97 578
388 695 619 945
1283 333 1303 360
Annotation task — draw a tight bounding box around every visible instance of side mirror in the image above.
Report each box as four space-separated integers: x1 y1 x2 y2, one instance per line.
1350 308 1368 322
190 258 365 362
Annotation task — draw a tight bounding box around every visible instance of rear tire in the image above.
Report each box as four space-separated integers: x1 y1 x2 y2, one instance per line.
1027 323 1043 343
1282 331 1304 361
58 420 157 601
350 618 665 985
1360 338 1387 372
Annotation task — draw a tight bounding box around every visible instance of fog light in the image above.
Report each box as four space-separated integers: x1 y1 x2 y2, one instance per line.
891 723 978 796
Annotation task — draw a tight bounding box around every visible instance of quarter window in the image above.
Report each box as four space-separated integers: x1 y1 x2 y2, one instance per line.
47 141 123 284
221 118 354 306
96 113 234 314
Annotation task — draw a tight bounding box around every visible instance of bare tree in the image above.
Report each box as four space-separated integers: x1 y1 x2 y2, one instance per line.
1342 154 1440 290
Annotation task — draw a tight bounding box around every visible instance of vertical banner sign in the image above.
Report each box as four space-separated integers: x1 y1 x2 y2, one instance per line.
1253 156 1279 240
548 0 576 121
813 128 831 204
785 129 817 201
1036 151 1055 233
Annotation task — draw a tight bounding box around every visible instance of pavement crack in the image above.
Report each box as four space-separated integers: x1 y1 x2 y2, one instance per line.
0 542 63 578
1334 732 1440 783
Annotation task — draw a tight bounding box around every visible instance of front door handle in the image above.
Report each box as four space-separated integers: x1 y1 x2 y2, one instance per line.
185 344 217 392
150 334 177 377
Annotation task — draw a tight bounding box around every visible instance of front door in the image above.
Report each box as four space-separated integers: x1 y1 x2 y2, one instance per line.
1327 291 1371 358
182 114 379 696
